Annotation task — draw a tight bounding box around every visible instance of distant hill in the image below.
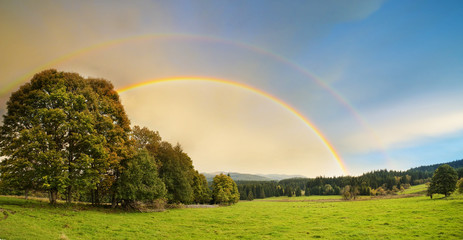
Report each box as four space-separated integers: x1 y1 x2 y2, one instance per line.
202 172 306 182
202 159 463 183
257 174 307 181
408 159 463 172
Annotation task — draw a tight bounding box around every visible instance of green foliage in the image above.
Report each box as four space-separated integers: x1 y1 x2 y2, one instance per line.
295 187 302 197
247 191 254 201
212 174 239 205
132 126 206 204
428 164 458 197
117 150 166 208
304 186 310 196
156 142 194 203
191 171 212 204
457 167 463 179
341 185 351 200
285 186 293 197
457 178 463 194
0 70 133 204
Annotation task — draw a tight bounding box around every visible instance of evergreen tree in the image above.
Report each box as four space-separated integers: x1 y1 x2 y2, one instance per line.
285 186 293 197
247 191 254 201
304 186 310 196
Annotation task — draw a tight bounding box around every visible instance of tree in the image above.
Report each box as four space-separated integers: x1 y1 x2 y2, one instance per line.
456 178 463 194
341 185 351 200
285 186 293 197
0 70 132 204
192 171 212 204
304 186 310 196
428 164 458 198
154 142 193 203
117 150 166 209
212 174 239 205
247 191 254 201
323 184 334 195
132 126 162 165
295 187 302 197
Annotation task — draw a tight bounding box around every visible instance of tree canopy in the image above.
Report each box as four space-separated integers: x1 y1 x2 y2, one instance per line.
0 70 132 204
212 173 239 205
428 164 458 198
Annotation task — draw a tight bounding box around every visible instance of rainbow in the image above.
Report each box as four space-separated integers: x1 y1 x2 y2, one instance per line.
116 77 349 175
1 33 387 163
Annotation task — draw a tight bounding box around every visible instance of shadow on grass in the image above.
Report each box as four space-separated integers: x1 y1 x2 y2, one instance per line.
0 195 126 214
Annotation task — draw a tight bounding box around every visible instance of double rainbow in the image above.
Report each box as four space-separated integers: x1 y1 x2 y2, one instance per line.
117 77 348 175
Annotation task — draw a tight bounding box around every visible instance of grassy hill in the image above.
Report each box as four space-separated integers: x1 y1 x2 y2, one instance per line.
1 192 462 239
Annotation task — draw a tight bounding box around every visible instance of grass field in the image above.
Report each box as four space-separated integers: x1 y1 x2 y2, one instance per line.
1 187 462 239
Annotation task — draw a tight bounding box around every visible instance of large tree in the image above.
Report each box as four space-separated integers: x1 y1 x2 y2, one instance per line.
0 70 131 204
428 164 458 198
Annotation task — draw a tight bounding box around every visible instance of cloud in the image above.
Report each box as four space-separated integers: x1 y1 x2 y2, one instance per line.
340 92 463 154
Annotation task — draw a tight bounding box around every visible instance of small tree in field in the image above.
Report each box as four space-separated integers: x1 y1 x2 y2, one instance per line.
428 164 458 198
341 185 351 200
212 174 239 205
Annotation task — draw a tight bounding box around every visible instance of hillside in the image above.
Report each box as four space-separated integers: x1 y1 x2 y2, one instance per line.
203 172 272 182
408 159 463 172
202 172 306 182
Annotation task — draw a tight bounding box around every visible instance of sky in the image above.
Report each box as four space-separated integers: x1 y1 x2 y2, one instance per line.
1 0 463 177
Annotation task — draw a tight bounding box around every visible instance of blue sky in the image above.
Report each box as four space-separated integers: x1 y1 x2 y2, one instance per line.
1 0 462 176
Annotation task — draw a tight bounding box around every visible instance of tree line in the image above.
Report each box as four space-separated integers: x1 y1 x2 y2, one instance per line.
0 70 239 208
237 166 463 200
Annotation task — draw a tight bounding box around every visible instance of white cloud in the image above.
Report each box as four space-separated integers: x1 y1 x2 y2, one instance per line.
340 93 463 153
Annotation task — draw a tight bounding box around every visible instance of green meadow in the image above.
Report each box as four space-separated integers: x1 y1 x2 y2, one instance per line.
1 186 462 240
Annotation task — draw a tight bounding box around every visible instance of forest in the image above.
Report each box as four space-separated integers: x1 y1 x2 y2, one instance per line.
237 160 463 200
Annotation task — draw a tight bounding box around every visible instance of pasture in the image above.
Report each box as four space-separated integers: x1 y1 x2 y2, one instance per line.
1 188 462 239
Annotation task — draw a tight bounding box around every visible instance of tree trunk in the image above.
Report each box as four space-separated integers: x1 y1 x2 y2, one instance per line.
66 186 72 203
25 189 29 200
111 192 117 208
94 187 100 205
49 190 58 204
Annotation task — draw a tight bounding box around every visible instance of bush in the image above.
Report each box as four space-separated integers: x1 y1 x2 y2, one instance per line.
457 178 463 194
